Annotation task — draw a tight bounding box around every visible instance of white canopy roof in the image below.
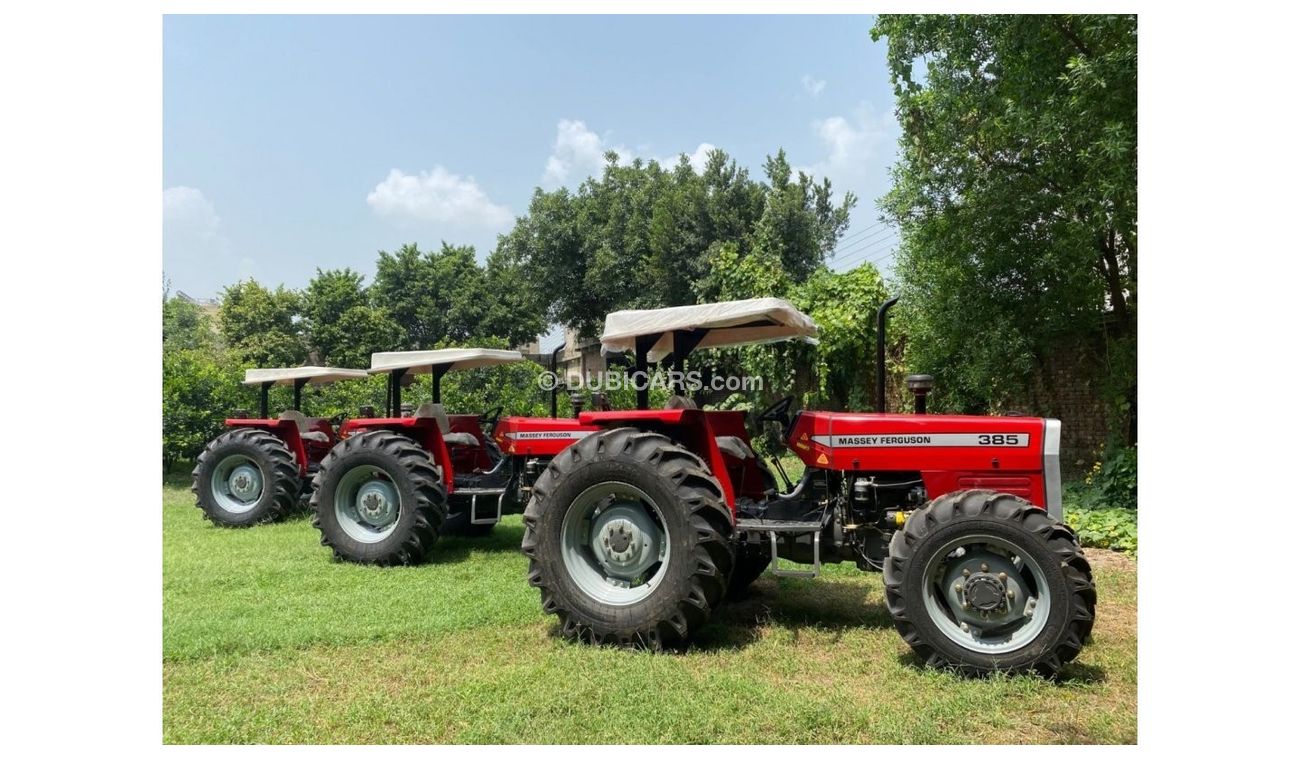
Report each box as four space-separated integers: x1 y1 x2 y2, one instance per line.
369 348 526 375
601 297 820 362
243 366 370 387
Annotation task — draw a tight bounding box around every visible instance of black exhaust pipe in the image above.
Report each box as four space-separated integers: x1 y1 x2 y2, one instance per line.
549 343 564 419
875 296 899 412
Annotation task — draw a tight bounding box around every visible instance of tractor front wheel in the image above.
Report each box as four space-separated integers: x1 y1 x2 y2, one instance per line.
192 429 300 527
521 428 735 649
310 431 447 565
884 489 1095 677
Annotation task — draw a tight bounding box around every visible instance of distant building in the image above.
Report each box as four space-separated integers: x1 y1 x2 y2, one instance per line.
175 290 221 317
519 326 605 384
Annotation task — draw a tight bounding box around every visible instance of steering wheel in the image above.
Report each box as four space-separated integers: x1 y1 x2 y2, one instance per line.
328 412 347 428
755 395 795 431
478 405 504 435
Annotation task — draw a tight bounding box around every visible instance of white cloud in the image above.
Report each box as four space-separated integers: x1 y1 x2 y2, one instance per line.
163 186 220 240
164 186 243 290
542 119 629 187
797 104 893 192
367 166 513 228
801 74 827 98
657 142 718 174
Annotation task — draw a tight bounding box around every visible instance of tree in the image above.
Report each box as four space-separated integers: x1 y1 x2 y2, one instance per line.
218 279 306 366
301 268 403 367
872 14 1136 434
372 242 543 348
163 295 215 351
497 147 854 337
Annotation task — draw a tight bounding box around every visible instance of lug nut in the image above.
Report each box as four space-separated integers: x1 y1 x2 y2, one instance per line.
962 568 971 577
981 563 989 572
954 583 963 592
998 572 1007 581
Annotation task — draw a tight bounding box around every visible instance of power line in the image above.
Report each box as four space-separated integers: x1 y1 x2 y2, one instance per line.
832 233 896 262
831 230 894 260
831 222 886 248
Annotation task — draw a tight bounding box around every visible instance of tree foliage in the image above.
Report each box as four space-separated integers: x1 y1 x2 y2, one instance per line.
372 242 543 349
301 268 403 368
872 14 1136 432
218 279 307 366
497 148 853 336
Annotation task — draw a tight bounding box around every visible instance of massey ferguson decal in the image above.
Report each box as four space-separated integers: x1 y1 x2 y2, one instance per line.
504 431 595 441
810 433 1029 448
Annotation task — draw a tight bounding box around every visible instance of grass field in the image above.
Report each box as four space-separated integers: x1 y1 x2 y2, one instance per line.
163 475 1137 744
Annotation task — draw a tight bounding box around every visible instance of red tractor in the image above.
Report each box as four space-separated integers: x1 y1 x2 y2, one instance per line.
310 348 600 565
521 298 1095 676
192 366 370 527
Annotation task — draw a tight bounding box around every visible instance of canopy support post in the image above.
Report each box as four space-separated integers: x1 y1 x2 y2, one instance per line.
259 382 272 419
292 378 308 412
633 334 659 410
430 364 451 404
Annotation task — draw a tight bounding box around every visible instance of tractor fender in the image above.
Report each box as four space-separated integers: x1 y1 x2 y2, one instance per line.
223 418 309 476
576 409 738 511
336 417 456 492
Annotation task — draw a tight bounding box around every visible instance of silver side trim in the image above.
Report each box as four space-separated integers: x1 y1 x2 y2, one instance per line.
1043 419 1063 521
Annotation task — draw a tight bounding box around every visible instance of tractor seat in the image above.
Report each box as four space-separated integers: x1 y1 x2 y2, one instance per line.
715 436 755 460
413 403 481 447
279 410 330 443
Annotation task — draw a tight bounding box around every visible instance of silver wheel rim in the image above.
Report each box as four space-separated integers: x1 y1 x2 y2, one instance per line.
560 482 671 606
211 454 264 514
333 465 401 544
920 533 1052 654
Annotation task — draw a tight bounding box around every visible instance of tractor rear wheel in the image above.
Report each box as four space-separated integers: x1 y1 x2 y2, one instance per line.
192 429 300 527
884 489 1095 677
310 431 447 565
521 428 735 649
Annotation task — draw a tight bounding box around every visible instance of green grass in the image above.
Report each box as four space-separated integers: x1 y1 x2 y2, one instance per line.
163 475 1137 744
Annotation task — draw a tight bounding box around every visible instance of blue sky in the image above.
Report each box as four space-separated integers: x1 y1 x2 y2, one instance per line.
163 14 902 301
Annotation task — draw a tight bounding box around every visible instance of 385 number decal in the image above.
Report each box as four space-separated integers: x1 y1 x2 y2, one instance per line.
977 434 1021 446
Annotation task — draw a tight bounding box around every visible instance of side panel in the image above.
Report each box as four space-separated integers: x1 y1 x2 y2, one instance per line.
495 416 600 457
338 417 455 491
787 413 1049 508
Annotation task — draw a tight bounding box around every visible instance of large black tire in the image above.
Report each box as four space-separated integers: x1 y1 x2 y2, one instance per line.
726 543 771 598
884 489 1095 677
192 428 300 527
310 431 448 566
521 428 735 649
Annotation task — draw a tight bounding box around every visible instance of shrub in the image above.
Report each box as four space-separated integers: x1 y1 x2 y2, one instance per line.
1081 444 1138 510
162 347 244 469
1065 503 1137 556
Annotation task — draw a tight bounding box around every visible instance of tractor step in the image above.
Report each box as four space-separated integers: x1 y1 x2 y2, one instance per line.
451 487 507 525
734 518 823 579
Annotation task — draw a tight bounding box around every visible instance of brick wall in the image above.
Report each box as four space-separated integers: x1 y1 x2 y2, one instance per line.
1024 329 1124 478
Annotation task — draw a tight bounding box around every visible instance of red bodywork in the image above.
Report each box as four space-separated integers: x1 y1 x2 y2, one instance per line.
336 417 457 491
494 416 602 457
223 417 338 476
576 409 1049 514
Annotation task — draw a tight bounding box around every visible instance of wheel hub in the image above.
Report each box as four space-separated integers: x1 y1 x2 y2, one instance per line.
963 574 1007 611
941 550 1030 628
588 504 662 581
356 481 398 527
227 464 262 502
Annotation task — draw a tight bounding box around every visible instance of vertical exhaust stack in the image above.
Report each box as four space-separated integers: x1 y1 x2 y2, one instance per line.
906 375 934 414
875 296 900 412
